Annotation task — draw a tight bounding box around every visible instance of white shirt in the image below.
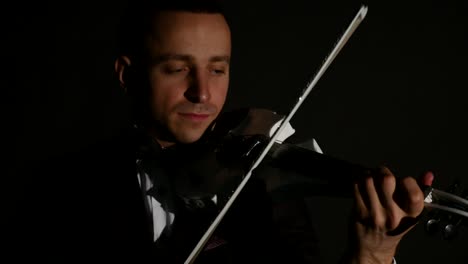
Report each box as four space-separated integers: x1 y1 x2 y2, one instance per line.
136 160 175 242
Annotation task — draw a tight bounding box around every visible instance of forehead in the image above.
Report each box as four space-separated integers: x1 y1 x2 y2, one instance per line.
147 11 231 58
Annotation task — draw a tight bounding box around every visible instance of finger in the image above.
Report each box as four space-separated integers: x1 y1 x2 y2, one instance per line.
377 167 403 230
420 171 434 186
396 177 425 217
364 176 386 227
354 182 368 220
377 167 397 210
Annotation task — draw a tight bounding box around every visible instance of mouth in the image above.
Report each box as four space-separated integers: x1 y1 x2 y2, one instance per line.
178 112 211 122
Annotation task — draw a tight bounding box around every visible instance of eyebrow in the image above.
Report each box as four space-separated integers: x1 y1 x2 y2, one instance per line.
209 55 230 64
151 54 230 64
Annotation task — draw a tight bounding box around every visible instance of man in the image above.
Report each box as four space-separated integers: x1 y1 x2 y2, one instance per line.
9 0 433 263
113 0 434 263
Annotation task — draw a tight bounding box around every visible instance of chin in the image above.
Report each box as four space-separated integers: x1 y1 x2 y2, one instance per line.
172 126 206 144
176 133 203 144
170 119 213 144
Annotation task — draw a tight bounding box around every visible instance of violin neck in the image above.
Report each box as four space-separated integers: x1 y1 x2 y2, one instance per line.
258 143 369 199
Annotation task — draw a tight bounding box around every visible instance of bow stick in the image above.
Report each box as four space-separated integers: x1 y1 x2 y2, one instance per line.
185 5 369 263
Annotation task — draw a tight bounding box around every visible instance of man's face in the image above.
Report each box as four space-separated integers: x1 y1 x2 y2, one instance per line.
145 11 231 146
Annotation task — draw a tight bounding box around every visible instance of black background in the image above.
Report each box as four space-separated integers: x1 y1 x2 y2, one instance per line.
3 0 467 263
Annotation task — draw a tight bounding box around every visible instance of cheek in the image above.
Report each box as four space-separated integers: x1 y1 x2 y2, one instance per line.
149 73 185 111
211 78 229 107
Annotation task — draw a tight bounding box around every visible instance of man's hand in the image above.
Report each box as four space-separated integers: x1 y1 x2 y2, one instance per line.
346 168 434 264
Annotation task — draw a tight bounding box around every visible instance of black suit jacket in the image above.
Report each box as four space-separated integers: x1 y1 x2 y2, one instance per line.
7 131 320 263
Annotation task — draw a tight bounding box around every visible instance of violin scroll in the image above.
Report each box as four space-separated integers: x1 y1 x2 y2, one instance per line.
424 181 468 239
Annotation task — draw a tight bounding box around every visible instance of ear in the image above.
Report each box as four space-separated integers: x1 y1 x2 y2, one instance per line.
114 56 132 93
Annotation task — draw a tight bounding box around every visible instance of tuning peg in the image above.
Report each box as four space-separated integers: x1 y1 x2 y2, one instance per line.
443 217 464 240
425 218 440 235
425 208 443 235
423 180 468 239
441 182 464 240
443 223 458 239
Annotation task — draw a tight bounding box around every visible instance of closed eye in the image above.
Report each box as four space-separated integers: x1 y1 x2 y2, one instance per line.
211 69 226 75
163 66 189 75
210 64 228 75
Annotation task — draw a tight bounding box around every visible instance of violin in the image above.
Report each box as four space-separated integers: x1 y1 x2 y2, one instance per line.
137 5 468 263
145 105 467 263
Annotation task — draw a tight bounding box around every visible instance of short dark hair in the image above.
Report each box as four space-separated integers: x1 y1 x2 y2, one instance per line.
117 0 228 59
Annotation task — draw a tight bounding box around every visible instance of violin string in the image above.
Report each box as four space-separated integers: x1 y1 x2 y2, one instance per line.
432 188 468 207
425 203 468 218
184 5 369 264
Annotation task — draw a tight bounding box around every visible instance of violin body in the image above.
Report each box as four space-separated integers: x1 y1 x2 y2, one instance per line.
137 108 330 263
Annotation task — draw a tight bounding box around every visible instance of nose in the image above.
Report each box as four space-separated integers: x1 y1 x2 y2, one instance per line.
184 69 210 104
